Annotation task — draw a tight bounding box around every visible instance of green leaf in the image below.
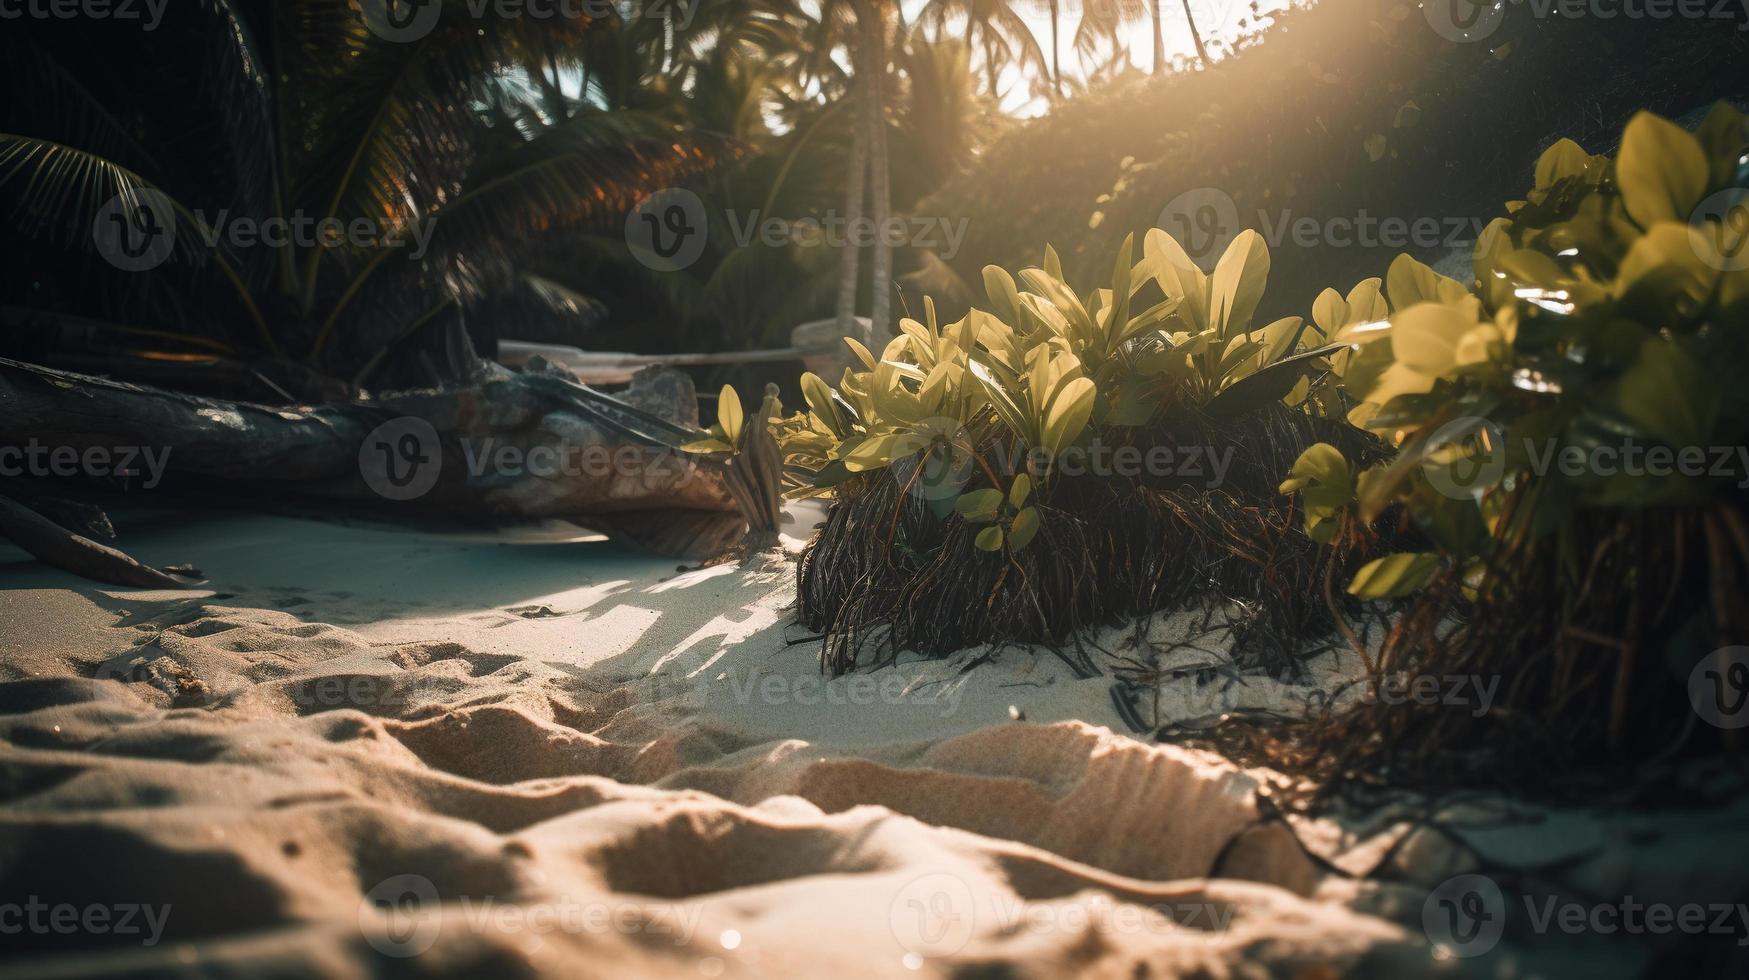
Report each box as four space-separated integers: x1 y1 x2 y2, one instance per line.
812 459 852 489
1210 230 1271 339
1215 338 1266 383
1279 443 1351 495
1616 111 1710 228
1312 288 1348 336
843 433 901 472
1281 442 1357 543
983 265 1024 326
1040 376 1097 458
1104 233 1134 347
1009 472 1033 508
680 436 734 454
968 356 1036 444
717 385 744 446
1385 253 1468 309
1347 552 1444 599
1206 341 1348 420
1534 138 1594 190
1617 340 1717 448
1007 507 1040 550
975 526 1005 552
843 337 878 371
800 372 844 437
955 489 1004 522
1694 102 1749 188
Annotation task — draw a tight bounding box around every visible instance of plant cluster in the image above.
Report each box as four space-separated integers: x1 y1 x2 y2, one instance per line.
1277 105 1749 787
771 229 1389 674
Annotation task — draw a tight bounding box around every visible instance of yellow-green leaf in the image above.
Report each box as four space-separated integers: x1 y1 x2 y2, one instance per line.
1279 442 1351 495
717 385 744 446
983 265 1023 326
1009 472 1033 508
1210 229 1270 338
844 336 877 370
1347 552 1443 599
956 489 1003 522
1385 253 1469 309
1007 507 1040 550
1534 138 1593 190
1040 376 1096 458
1616 111 1710 228
1618 339 1717 448
843 433 901 472
680 436 734 454
975 526 1005 552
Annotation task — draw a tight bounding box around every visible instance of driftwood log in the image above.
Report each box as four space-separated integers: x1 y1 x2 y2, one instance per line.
0 355 775 583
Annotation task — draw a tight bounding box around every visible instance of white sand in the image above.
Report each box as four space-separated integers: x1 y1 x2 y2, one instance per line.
0 507 1743 977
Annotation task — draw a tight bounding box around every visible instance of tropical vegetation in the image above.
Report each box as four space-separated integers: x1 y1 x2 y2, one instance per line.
1278 105 1749 785
764 228 1390 674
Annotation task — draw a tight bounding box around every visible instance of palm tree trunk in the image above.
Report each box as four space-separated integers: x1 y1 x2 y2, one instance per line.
867 12 893 347
834 73 870 342
1180 0 1211 68
1049 0 1063 99
1150 0 1166 75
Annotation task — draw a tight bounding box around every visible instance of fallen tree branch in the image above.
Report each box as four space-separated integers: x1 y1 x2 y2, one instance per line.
0 356 755 568
0 493 199 588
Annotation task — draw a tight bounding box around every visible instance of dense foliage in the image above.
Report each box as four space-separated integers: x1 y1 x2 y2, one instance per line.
770 230 1388 673
1279 105 1749 784
0 2 739 395
918 0 1749 320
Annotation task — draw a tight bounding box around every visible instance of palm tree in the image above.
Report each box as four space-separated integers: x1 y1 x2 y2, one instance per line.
0 1 727 395
1150 0 1167 73
916 0 1048 99
1074 0 1145 76
1180 0 1212 68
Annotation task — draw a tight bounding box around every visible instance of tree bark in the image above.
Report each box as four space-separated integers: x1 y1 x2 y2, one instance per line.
1048 0 1063 99
867 9 893 348
1180 0 1211 69
0 357 751 561
835 30 871 345
1151 0 1166 75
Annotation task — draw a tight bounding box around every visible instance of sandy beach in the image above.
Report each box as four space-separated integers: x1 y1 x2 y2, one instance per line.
0 506 1742 977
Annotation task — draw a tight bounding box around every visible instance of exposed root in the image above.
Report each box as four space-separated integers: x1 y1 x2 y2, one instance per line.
1201 498 1749 801
797 397 1397 677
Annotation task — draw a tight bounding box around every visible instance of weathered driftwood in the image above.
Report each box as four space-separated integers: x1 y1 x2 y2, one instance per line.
0 356 758 579
0 492 199 588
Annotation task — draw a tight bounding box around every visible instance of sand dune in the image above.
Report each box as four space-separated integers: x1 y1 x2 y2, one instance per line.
0 511 1742 977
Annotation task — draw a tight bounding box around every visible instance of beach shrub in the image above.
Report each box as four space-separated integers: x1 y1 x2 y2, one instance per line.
778 230 1393 675
1279 105 1749 788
